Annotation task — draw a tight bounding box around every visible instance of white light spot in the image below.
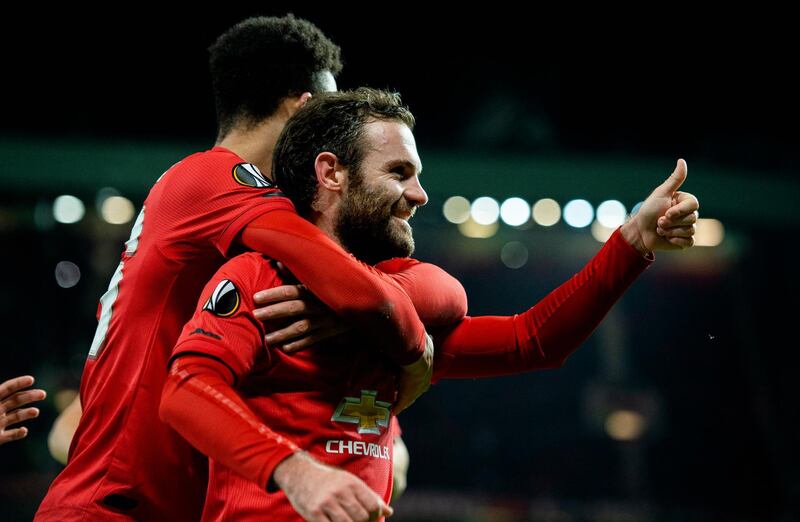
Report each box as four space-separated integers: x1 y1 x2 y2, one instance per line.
532 198 561 226
442 196 471 224
101 196 136 225
500 197 530 226
470 197 500 225
596 200 627 228
563 199 594 228
55 261 81 288
501 242 529 268
53 195 85 224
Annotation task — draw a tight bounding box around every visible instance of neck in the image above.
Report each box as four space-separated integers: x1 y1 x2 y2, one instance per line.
310 212 336 241
215 116 287 179
308 197 344 249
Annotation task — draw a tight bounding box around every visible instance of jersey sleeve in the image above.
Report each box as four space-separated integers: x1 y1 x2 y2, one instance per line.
163 254 300 489
160 354 299 490
432 228 653 381
376 258 468 328
154 151 295 259
171 253 279 380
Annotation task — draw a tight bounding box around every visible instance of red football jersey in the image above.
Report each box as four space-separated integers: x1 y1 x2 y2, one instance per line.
159 228 650 521
36 147 294 522
171 252 399 521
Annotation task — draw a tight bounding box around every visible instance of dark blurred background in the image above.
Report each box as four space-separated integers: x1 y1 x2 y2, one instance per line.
1 7 798 522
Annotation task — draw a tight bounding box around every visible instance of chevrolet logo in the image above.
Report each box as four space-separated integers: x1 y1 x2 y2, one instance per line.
331 390 392 435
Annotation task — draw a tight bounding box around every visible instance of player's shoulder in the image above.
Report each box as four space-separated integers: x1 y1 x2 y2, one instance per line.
167 147 273 188
375 257 422 274
207 252 282 305
223 251 273 269
217 252 279 284
165 147 237 176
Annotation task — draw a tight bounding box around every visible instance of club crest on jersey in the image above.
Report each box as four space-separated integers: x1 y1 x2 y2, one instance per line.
232 163 273 188
203 279 240 317
331 390 391 435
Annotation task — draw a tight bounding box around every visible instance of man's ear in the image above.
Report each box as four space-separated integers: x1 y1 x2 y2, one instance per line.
314 152 346 193
279 93 313 119
292 92 313 112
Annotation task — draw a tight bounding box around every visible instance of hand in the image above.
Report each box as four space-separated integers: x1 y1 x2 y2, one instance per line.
273 451 393 521
620 159 700 254
1 375 46 445
395 333 434 415
254 284 352 353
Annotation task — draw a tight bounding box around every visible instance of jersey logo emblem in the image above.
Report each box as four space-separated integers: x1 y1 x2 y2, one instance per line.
203 279 240 317
331 390 391 435
232 163 273 188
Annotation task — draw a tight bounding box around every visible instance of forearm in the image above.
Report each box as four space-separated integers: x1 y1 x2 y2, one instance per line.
434 228 652 380
159 354 298 489
241 210 425 365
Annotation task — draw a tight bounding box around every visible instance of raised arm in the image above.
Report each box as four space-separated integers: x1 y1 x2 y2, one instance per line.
434 159 698 380
432 228 651 380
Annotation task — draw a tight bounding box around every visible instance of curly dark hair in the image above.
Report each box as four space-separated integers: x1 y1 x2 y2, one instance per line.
273 87 415 217
209 14 343 138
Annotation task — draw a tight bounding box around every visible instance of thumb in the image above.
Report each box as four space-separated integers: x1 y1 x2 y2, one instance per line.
652 158 687 196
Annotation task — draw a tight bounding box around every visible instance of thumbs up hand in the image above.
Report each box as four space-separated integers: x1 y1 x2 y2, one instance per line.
619 159 700 254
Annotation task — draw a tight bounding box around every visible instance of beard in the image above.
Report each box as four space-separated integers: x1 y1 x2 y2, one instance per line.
335 177 416 265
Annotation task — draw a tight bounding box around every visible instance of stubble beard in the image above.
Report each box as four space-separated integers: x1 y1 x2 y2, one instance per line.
335 178 416 265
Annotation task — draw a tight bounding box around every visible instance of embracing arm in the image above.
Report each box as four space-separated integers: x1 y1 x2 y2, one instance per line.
240 210 426 366
376 257 468 328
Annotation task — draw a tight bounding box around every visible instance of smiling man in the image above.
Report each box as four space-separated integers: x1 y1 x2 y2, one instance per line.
159 88 455 521
158 86 699 522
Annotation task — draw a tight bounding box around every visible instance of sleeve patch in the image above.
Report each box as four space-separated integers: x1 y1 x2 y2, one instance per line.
203 279 241 317
232 163 274 188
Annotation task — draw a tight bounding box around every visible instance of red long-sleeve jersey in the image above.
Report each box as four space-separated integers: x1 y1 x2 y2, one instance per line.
162 253 412 520
36 147 426 522
160 227 650 520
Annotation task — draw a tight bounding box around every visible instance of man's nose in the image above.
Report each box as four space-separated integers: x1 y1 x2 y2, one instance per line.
404 176 428 207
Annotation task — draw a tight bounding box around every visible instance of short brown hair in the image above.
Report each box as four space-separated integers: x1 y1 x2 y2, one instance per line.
273 87 415 217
